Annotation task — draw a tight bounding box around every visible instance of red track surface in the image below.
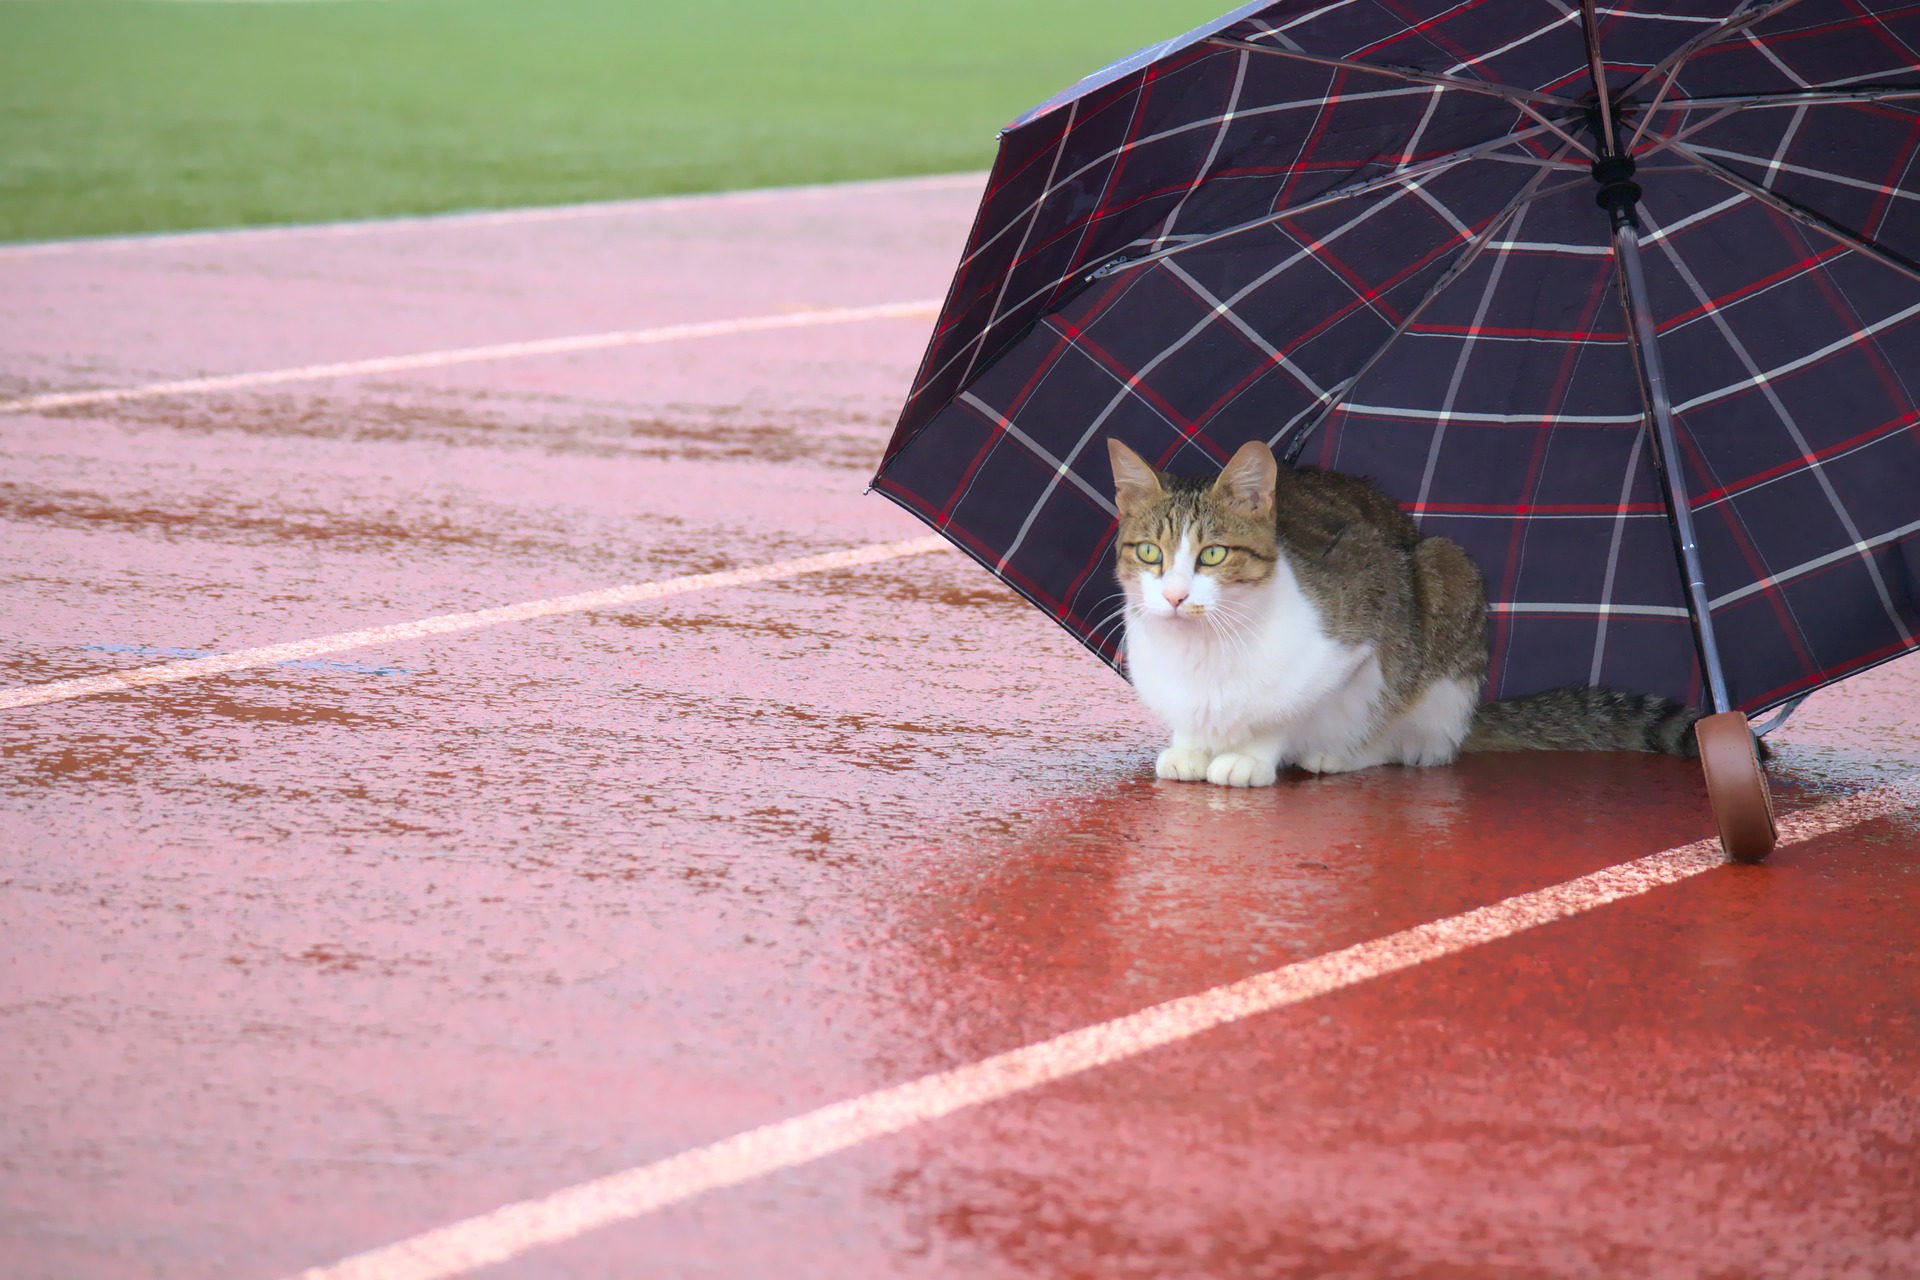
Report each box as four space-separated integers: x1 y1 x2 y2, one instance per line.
3 176 1917 1280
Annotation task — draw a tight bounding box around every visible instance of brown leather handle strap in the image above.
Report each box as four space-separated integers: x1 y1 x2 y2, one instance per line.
1695 710 1776 862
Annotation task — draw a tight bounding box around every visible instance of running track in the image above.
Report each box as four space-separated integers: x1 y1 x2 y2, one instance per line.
2 175 1917 1279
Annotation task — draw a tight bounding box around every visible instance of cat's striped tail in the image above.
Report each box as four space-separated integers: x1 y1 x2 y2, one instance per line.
1462 686 1712 758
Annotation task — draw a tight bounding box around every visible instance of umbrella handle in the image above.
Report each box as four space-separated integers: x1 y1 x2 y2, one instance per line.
1696 711 1777 862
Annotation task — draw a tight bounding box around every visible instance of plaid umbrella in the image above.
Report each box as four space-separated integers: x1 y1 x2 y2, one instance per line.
873 0 1920 728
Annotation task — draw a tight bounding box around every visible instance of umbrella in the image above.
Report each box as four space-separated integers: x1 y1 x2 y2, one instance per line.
872 0 1920 860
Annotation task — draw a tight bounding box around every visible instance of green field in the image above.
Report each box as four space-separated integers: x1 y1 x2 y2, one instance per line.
0 0 1228 242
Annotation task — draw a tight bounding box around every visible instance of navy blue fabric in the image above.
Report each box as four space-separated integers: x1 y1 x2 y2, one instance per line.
877 0 1920 713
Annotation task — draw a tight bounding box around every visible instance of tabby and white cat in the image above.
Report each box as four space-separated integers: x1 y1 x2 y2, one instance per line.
1108 438 1700 787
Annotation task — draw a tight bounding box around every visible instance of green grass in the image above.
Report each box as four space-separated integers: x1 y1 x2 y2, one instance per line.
0 0 1228 242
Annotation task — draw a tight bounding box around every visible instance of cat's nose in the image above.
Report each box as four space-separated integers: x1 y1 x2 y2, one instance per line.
1161 580 1190 608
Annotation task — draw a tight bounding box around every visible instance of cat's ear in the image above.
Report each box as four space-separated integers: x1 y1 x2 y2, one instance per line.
1107 439 1164 515
1212 440 1278 514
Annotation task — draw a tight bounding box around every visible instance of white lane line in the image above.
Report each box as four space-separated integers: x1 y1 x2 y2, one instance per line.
0 536 950 712
286 786 1909 1280
0 300 941 416
0 174 986 259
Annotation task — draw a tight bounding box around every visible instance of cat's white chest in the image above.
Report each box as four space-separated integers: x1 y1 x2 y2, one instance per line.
1123 560 1371 748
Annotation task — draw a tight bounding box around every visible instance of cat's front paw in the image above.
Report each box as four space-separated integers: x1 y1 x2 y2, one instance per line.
1156 744 1213 782
1206 752 1278 788
1297 749 1361 775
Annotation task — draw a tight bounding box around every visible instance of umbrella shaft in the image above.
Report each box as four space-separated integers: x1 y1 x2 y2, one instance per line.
1614 224 1734 715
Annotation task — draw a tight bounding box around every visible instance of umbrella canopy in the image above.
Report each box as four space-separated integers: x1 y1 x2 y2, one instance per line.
873 0 1920 718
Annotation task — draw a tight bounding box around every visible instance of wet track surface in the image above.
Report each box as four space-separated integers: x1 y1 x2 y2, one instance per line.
2 176 1917 1279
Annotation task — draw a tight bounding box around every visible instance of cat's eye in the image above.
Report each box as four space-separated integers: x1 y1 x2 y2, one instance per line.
1135 542 1163 565
1199 545 1229 567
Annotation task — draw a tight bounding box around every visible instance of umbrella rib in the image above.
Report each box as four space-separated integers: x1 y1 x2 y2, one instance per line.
1647 86 1920 112
1666 141 1920 287
1087 121 1568 281
1204 35 1581 111
1620 0 1758 148
1622 0 1813 100
1511 99 1599 159
1632 103 1751 163
1475 151 1590 172
1275 164 1561 465
1581 0 1618 148
1622 2 1836 154
1625 30 1707 151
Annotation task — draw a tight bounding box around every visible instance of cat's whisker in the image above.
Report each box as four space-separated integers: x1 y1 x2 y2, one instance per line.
1214 612 1252 652
1086 603 1139 649
1219 614 1258 653
1082 594 1136 644
1207 598 1252 631
1209 607 1258 669
1086 597 1132 632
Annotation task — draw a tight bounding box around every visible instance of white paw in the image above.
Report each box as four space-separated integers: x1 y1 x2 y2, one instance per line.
1206 752 1278 788
1398 744 1459 768
1298 750 1360 775
1156 745 1213 782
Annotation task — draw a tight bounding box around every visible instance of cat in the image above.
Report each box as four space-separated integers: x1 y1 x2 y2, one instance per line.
1107 437 1702 787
